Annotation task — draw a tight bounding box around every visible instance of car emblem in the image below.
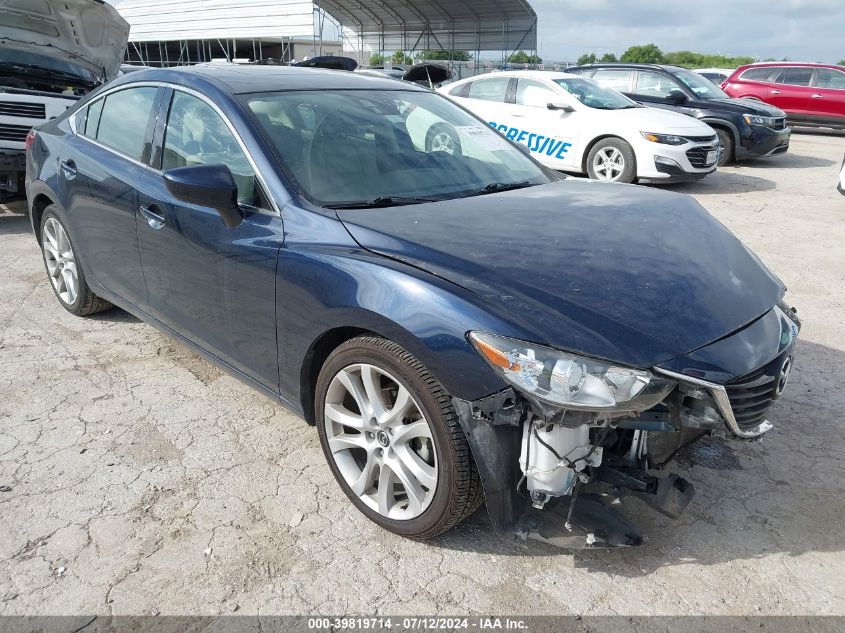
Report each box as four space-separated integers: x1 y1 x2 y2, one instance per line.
774 356 793 397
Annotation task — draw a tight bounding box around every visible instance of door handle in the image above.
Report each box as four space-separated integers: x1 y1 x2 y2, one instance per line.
139 204 165 230
770 89 781 95
811 94 824 99
60 160 77 179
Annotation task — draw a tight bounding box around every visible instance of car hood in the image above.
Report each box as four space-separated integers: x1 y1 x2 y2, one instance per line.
338 180 784 368
0 0 129 81
610 106 715 134
699 97 786 118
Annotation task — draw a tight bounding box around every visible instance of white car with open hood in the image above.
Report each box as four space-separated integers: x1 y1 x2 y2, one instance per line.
0 0 128 200
436 70 721 184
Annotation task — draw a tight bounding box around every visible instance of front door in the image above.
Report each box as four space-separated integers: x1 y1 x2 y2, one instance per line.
136 89 284 391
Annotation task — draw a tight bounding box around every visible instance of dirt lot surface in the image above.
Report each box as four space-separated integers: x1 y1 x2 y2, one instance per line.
1 131 844 616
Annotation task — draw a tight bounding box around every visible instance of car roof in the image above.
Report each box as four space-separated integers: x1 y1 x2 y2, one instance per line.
454 70 576 82
109 64 426 94
736 61 844 70
569 63 688 73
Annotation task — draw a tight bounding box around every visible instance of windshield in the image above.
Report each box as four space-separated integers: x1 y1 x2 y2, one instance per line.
243 90 551 207
674 69 729 100
0 49 98 84
553 77 637 110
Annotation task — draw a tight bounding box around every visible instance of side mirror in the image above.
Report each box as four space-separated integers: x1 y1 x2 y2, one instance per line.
163 164 243 229
547 102 575 113
666 90 688 105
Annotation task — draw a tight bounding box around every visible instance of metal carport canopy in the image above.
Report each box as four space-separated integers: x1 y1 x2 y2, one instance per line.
314 0 537 53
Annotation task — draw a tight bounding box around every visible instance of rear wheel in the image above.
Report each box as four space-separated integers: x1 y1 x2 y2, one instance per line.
315 336 483 538
715 128 734 166
40 207 112 316
586 138 637 183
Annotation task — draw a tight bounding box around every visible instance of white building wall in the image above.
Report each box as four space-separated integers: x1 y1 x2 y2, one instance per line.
118 0 315 41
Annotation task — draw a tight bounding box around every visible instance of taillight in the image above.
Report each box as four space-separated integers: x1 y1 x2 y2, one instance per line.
25 130 36 152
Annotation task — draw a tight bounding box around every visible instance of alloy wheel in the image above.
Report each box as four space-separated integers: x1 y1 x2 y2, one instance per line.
323 363 438 520
42 217 78 305
592 146 625 181
430 131 456 155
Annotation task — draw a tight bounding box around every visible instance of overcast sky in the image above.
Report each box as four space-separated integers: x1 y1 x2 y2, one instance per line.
532 0 844 63
108 0 844 64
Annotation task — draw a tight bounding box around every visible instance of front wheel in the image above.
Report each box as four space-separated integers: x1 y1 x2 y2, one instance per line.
715 129 734 166
315 336 483 539
586 138 637 183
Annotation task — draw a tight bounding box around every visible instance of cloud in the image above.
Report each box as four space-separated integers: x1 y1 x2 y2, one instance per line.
532 0 844 63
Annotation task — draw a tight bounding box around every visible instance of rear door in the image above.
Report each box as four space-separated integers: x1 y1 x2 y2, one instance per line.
771 67 816 116
136 89 283 391
452 75 515 130
59 85 162 310
810 68 845 120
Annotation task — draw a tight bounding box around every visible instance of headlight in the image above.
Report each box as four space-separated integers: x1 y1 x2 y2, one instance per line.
469 332 676 412
743 114 778 126
641 132 687 145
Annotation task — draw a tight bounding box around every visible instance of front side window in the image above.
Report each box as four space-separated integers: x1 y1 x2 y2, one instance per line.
815 68 845 89
591 69 632 92
554 77 636 110
514 79 560 108
778 67 814 87
466 77 510 102
244 89 550 207
95 87 158 161
163 91 257 206
634 71 684 98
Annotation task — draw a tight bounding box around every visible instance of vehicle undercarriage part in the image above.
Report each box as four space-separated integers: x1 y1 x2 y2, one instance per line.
454 388 698 549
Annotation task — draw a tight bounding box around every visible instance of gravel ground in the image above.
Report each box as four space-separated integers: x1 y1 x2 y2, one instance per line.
1 131 844 616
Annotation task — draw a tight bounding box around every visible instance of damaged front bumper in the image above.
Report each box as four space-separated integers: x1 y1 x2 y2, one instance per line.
453 303 800 549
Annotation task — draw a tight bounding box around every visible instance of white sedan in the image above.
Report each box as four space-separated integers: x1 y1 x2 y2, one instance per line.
431 71 721 184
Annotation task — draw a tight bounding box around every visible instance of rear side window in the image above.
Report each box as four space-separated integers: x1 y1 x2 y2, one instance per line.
85 98 104 137
591 69 632 92
95 87 158 160
466 77 510 102
777 67 814 87
815 68 845 89
739 67 781 82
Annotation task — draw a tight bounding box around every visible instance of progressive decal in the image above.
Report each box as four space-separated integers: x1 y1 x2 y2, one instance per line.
489 121 572 159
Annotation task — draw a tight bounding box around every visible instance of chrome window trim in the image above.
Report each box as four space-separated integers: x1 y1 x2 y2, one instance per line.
653 367 774 439
73 80 281 216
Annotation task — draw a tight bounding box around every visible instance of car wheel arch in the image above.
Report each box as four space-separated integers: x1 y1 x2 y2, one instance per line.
29 192 57 240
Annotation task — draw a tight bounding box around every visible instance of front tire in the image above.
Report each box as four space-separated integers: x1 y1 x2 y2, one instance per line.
315 336 483 539
586 138 637 183
715 128 734 166
40 207 112 316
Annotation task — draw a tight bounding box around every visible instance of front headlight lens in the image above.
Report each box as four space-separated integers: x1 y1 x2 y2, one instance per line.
641 132 687 145
469 332 675 412
743 114 778 126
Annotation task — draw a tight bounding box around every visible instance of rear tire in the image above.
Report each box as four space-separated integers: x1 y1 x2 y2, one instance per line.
39 207 112 317
715 128 734 166
315 335 483 539
586 138 637 183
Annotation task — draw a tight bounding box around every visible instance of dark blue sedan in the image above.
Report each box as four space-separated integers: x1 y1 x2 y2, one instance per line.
25 65 799 548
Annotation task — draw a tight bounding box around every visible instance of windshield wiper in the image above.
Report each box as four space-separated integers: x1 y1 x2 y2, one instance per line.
325 196 440 210
462 181 534 198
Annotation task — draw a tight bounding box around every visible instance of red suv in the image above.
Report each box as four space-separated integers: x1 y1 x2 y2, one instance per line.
722 62 845 129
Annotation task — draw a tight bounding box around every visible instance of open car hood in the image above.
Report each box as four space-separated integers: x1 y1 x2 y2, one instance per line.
338 180 785 368
403 62 452 86
0 0 129 82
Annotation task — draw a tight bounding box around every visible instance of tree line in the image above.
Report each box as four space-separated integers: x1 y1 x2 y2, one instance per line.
368 50 541 66
578 44 754 68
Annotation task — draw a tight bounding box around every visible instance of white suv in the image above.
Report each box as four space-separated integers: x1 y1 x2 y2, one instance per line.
0 0 128 201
